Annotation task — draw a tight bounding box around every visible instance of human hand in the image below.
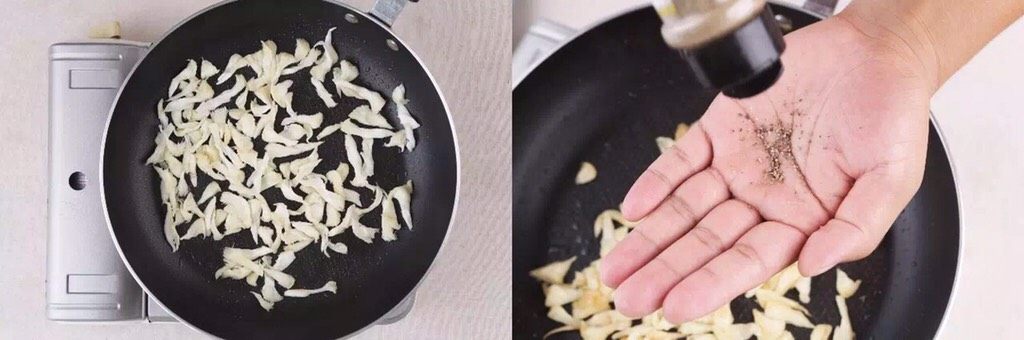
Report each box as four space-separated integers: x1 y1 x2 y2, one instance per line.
599 14 937 323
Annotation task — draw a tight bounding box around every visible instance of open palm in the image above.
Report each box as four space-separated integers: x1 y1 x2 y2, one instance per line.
600 15 934 323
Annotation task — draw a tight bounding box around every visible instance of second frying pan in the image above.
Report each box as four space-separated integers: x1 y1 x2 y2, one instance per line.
513 2 960 339
101 0 459 338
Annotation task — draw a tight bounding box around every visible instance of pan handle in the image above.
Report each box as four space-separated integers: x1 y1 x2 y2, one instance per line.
369 0 419 27
799 0 837 17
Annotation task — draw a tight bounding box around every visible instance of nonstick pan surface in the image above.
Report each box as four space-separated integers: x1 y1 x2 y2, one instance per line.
102 0 458 338
513 4 959 339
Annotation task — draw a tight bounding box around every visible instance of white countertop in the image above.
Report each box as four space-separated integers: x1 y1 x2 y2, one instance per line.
515 0 1024 338
0 0 510 339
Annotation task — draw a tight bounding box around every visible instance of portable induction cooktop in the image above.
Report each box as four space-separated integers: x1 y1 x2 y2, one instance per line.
46 7 433 328
45 37 415 326
47 39 177 323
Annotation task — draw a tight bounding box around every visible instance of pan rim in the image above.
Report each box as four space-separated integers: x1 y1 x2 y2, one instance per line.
98 0 461 337
929 110 964 339
513 1 963 337
513 2 651 90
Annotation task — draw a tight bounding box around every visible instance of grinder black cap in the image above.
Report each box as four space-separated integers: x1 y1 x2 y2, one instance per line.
659 3 786 98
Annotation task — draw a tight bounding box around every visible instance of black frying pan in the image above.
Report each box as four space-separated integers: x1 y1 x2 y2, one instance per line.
102 0 458 338
513 3 959 339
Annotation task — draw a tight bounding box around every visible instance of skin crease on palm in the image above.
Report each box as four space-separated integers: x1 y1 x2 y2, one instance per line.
598 14 937 324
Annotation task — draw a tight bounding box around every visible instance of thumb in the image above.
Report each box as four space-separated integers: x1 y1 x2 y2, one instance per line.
797 165 923 277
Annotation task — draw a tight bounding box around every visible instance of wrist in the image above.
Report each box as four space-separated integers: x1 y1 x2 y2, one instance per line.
835 3 942 93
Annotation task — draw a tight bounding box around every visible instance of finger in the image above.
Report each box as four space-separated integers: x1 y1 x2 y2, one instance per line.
662 221 806 324
621 124 713 221
599 168 730 288
798 166 923 276
612 200 761 317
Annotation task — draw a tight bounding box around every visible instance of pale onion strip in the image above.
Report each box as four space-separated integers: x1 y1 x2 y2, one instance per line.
796 276 812 303
836 267 862 298
282 112 323 138
392 84 420 151
261 276 284 303
166 81 214 112
576 162 597 185
340 119 393 139
357 186 385 214
545 284 581 307
265 268 295 289
217 54 248 85
284 281 337 298
266 142 322 159
754 289 810 315
331 62 386 113
261 123 299 146
351 220 379 244
656 136 675 153
309 27 337 81
300 177 344 210
328 205 360 237
200 59 219 79
529 256 576 285
168 59 197 97
382 185 408 230
251 292 275 311
281 124 306 141
360 138 375 177
326 241 348 254
282 39 316 75
835 295 855 340
270 79 296 115
764 302 814 328
544 325 577 339
345 135 369 187
810 324 833 340
311 78 337 108
348 105 393 129
325 204 342 227
316 123 341 140
380 192 400 241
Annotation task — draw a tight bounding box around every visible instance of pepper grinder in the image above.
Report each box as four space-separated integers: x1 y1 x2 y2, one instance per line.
654 0 786 98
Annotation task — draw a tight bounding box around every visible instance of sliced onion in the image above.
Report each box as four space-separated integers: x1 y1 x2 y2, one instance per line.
390 181 413 230
348 105 393 129
282 112 323 138
331 62 386 113
168 59 197 97
251 292 274 311
351 219 379 244
266 142 322 159
340 119 393 139
200 59 220 79
289 44 321 75
311 77 337 108
309 27 337 82
261 276 284 303
284 281 337 298
529 256 576 285
270 80 296 115
380 191 400 241
217 54 248 85
392 84 420 151
344 135 369 188
152 27 421 312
